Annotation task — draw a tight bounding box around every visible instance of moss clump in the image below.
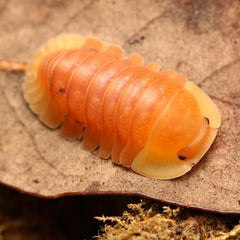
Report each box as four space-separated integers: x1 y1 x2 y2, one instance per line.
96 201 240 240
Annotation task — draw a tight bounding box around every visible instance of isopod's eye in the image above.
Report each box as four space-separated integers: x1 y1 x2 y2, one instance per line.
177 117 209 161
178 155 186 160
205 117 210 124
185 81 221 129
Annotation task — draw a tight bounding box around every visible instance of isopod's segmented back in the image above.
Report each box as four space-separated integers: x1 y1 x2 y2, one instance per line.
23 34 221 179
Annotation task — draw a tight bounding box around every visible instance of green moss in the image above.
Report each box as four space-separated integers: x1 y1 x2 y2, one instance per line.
96 201 240 240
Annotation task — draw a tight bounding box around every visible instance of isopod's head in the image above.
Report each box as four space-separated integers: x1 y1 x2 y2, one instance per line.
131 81 221 179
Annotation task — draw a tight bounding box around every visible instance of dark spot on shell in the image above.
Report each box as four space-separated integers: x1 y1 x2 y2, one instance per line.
75 119 82 124
179 155 186 160
205 117 210 124
59 88 66 93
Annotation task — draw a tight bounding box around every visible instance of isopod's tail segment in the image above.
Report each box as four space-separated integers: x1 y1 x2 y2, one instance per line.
131 81 221 179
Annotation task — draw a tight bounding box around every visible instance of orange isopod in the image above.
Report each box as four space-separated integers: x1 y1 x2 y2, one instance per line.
23 35 221 179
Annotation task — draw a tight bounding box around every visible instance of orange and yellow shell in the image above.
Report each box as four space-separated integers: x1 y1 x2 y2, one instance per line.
23 35 221 179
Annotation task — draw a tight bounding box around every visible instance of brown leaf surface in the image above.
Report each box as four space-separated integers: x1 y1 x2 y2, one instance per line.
0 0 240 213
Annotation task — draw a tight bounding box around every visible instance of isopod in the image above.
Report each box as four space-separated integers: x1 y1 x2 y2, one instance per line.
23 34 221 179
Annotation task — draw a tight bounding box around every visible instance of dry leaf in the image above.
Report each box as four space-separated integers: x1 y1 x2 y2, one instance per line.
0 0 240 213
